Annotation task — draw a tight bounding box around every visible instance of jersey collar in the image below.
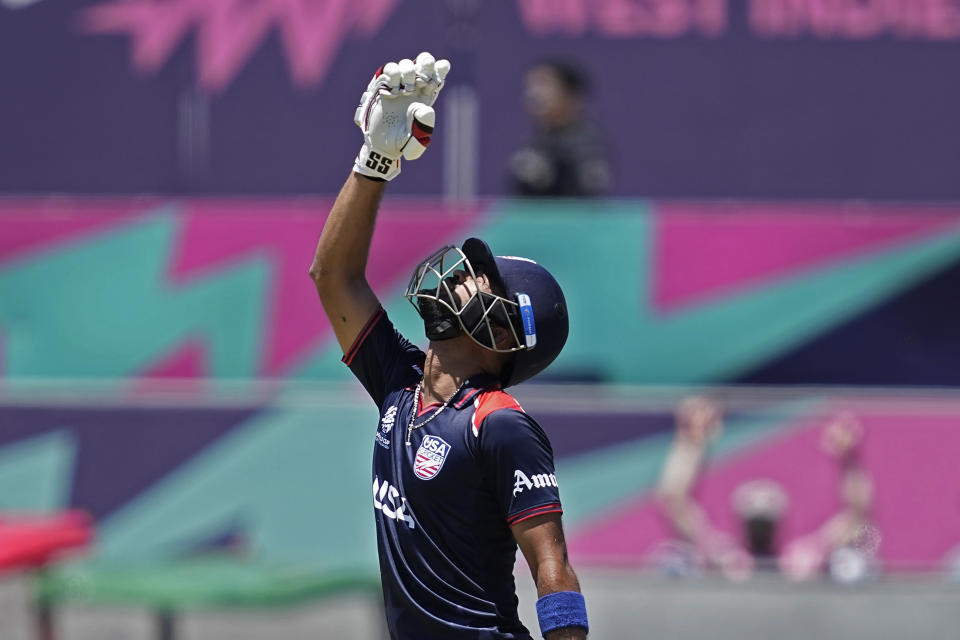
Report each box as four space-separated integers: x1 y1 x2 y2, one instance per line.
405 372 502 409
453 373 501 409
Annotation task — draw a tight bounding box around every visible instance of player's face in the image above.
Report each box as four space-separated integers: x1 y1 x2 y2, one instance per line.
525 66 565 122
525 65 583 128
451 270 493 308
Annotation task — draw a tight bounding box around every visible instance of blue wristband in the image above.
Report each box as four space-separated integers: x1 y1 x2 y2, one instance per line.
536 590 588 636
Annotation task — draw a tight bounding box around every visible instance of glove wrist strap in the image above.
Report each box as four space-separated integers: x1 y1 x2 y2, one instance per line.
354 144 401 181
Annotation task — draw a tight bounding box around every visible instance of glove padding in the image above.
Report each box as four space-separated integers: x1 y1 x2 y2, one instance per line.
353 52 451 181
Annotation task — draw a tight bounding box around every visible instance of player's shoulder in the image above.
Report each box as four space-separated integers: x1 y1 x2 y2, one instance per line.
468 389 529 437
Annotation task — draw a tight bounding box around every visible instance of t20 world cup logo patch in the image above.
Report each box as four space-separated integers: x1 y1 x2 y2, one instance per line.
380 406 397 433
414 435 451 480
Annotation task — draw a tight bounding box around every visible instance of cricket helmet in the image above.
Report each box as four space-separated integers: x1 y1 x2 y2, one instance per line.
404 237 569 387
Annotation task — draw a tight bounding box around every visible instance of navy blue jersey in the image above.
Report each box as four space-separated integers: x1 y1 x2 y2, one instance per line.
343 308 563 640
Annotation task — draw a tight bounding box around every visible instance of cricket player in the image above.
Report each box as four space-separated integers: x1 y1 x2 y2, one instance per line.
309 53 588 639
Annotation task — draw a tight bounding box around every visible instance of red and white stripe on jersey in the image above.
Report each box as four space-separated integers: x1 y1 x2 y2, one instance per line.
507 502 563 526
470 390 524 438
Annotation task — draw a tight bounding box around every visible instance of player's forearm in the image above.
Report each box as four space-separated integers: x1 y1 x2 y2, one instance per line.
660 493 707 543
840 462 872 516
534 557 581 598
657 440 707 540
657 440 705 499
536 561 587 640
309 172 385 291
821 467 873 548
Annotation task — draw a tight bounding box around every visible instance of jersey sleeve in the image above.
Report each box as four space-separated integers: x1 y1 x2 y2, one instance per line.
342 307 424 409
478 408 563 526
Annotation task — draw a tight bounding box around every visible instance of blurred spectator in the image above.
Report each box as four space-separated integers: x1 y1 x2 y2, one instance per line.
655 398 876 582
508 60 612 197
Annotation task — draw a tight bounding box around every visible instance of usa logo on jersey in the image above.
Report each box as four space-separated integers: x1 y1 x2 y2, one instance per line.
414 435 451 480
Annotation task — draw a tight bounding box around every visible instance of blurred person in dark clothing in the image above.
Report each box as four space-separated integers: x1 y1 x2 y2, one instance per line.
655 397 876 582
508 61 612 197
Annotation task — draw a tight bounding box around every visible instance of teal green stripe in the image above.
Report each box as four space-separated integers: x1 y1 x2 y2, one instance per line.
293 205 960 385
99 404 379 571
461 204 960 383
0 430 76 510
0 211 269 378
643 225 960 382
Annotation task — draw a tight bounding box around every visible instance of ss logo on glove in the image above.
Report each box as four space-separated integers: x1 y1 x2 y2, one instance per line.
365 151 393 175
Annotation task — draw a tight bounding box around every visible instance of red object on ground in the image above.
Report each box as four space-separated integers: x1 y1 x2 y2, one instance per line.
0 510 94 572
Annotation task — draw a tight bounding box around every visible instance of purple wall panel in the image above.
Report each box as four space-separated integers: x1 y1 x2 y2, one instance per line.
2 3 182 192
3 1 960 198
0 405 258 520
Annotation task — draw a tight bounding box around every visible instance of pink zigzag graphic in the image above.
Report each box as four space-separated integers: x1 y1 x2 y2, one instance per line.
569 399 960 570
137 338 208 379
130 338 209 393
170 199 483 376
0 199 159 265
653 202 960 312
0 197 484 379
79 0 399 92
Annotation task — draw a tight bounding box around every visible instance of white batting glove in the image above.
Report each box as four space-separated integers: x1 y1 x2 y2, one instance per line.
353 52 451 181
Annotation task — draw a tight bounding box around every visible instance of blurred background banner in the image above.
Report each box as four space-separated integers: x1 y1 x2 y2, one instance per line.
3 2 960 638
2 198 960 386
2 383 959 574
2 0 960 198
2 198 960 575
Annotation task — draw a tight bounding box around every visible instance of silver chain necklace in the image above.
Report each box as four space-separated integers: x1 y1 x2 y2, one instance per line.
405 380 466 446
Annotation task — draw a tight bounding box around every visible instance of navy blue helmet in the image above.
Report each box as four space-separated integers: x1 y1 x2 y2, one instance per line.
405 237 569 387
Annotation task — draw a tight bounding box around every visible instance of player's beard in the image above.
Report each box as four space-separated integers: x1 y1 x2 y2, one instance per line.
415 275 516 349
417 276 462 341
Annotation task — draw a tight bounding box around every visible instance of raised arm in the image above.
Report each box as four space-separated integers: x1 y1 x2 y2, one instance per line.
513 514 587 640
657 396 752 577
310 174 385 354
780 412 874 580
657 397 722 540
817 412 873 547
308 53 450 353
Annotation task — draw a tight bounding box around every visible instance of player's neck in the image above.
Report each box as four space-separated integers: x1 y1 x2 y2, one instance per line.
422 337 499 405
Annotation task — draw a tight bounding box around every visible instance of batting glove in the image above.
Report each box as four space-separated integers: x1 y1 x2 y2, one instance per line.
353 52 451 181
